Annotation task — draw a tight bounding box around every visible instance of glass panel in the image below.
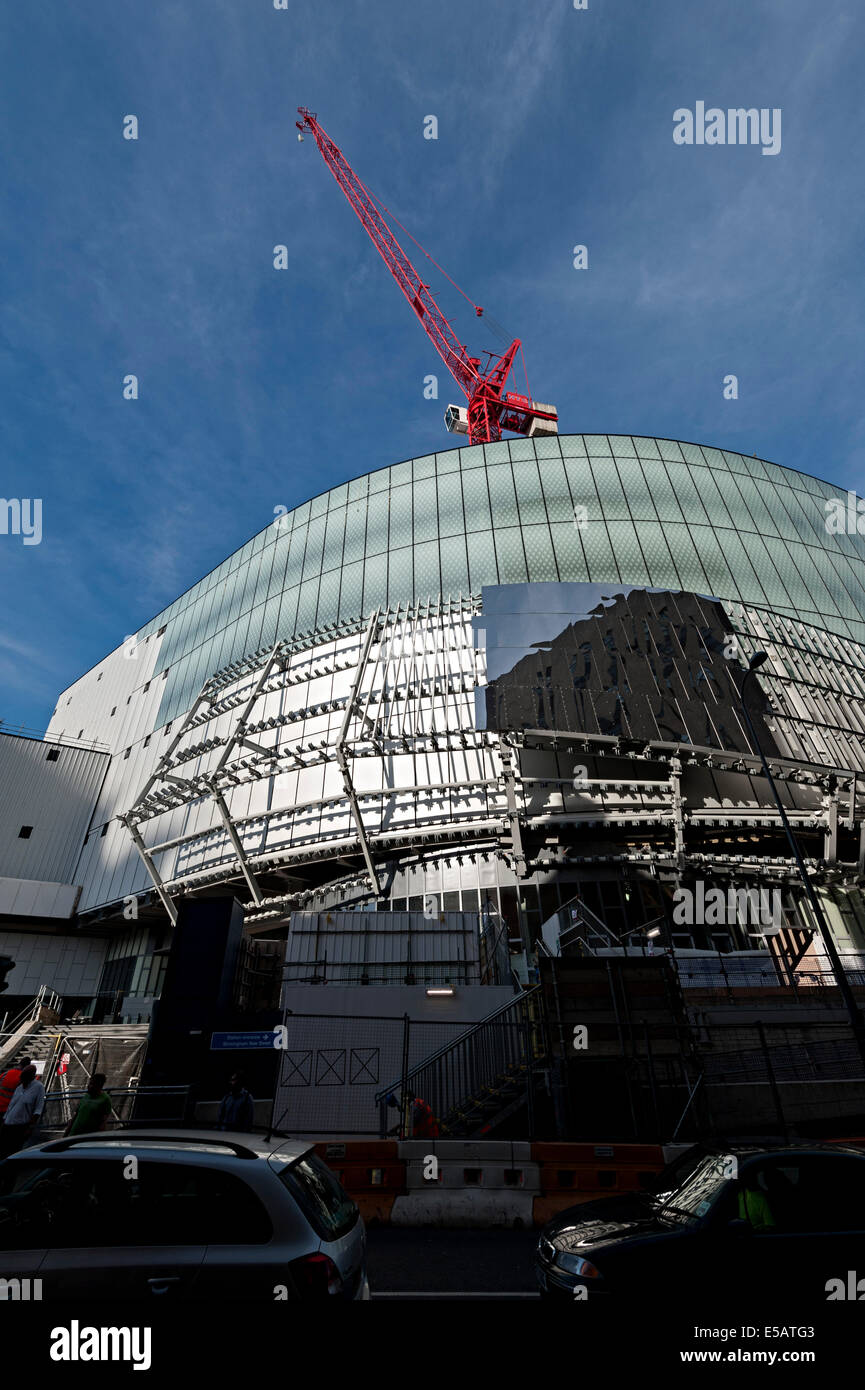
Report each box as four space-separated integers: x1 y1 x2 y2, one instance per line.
338 559 365 619
413 538 442 599
493 525 527 583
615 457 658 522
342 499 368 566
588 458 629 520
438 535 470 597
362 552 388 612
511 458 547 525
538 457 575 522
388 547 414 607
466 530 498 590
436 471 465 537
550 521 589 581
486 462 519 528
522 523 559 582
436 448 461 474
413 477 439 544
604 520 651 585
320 508 345 575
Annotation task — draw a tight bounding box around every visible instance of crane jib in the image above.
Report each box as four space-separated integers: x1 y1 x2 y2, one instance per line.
297 107 558 443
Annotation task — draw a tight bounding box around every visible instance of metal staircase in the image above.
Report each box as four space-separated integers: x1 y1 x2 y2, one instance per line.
376 986 546 1139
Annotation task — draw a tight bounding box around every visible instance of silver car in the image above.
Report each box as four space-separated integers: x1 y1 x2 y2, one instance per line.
0 1129 369 1301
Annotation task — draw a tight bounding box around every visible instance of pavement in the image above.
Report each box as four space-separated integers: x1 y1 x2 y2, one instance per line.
366 1226 540 1299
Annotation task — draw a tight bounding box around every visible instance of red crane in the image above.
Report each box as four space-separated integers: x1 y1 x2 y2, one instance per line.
296 108 558 446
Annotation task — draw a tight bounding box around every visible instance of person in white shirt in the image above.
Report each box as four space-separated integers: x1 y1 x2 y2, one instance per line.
0 1065 45 1155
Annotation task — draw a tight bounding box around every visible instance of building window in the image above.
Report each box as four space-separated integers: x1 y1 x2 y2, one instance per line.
18 826 33 839
45 748 60 762
143 682 150 694
100 823 109 838
157 626 166 637
97 673 102 681
164 723 172 736
123 748 131 760
162 668 169 679
78 729 84 739
110 707 116 717
143 735 151 748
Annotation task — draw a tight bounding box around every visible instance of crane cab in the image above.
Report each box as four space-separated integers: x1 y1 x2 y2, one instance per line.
445 404 469 435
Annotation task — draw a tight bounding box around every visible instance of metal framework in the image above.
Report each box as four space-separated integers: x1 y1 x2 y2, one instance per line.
118 597 865 951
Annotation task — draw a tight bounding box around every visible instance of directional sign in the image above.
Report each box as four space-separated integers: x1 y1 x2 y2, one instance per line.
210 1030 279 1051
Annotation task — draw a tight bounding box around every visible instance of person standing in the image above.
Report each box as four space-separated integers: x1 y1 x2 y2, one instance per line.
0 1055 32 1124
64 1072 112 1136
0 1065 45 1155
216 1071 255 1132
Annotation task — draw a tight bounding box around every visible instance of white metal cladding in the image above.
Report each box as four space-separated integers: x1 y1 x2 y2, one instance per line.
0 734 109 884
284 910 481 983
0 927 107 996
27 583 865 917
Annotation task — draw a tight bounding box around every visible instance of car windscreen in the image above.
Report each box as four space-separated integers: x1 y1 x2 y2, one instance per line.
655 1153 731 1220
277 1154 358 1242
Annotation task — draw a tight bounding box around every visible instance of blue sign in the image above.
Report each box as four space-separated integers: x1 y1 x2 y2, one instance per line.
210 1030 279 1051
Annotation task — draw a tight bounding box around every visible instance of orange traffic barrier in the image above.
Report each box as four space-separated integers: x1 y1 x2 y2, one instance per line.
531 1142 665 1224
316 1140 407 1224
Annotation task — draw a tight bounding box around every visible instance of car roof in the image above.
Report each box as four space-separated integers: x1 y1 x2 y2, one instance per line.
12 1129 312 1163
691 1141 865 1159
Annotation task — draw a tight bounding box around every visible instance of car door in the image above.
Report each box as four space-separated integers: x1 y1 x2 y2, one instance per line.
712 1153 865 1305
39 1156 206 1301
0 1159 52 1299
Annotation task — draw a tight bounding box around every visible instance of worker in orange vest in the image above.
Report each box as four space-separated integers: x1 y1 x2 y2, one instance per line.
386 1093 440 1139
0 1056 32 1122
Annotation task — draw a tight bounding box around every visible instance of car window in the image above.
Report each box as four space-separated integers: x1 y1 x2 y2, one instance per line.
277 1154 358 1241
0 1160 272 1249
739 1155 865 1235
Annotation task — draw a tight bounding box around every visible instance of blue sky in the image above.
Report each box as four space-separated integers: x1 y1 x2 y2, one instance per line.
1 0 863 731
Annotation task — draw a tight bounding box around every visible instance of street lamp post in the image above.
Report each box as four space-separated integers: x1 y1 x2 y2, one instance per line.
739 650 865 1070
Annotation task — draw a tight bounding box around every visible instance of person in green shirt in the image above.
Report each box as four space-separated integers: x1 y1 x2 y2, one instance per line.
65 1073 112 1136
737 1170 776 1233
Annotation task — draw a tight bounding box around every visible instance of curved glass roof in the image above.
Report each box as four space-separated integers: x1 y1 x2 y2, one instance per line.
136 435 865 727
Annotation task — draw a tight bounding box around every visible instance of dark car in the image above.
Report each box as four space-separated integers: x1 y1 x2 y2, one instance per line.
536 1143 865 1303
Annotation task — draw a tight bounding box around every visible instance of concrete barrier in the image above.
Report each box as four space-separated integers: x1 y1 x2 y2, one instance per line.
314 1138 666 1226
391 1140 539 1227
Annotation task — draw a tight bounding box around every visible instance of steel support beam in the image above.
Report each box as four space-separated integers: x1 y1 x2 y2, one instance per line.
334 609 382 895
121 815 179 926
211 787 264 906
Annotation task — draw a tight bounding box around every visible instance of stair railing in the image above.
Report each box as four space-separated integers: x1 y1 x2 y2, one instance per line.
375 985 542 1137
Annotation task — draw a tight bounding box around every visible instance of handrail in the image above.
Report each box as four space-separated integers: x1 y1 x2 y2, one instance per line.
1 986 64 1036
374 984 541 1106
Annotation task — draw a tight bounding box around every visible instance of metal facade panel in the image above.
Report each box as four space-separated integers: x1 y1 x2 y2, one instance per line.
0 734 108 884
